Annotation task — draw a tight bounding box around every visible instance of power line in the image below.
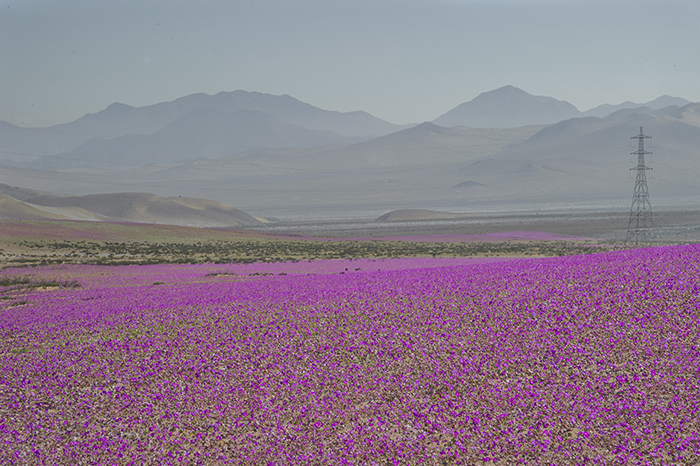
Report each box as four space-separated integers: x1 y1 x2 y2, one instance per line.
626 127 653 244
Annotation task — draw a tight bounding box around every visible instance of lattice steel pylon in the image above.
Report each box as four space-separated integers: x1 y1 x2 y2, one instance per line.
626 126 653 243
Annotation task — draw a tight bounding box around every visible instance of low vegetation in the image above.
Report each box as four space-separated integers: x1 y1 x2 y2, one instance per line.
0 276 80 307
0 237 636 267
0 276 80 289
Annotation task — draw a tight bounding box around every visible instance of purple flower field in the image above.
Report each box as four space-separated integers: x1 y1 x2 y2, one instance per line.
2 246 700 464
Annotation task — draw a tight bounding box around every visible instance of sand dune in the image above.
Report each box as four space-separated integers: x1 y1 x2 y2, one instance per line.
0 183 66 203
0 194 70 220
0 193 107 221
0 189 262 227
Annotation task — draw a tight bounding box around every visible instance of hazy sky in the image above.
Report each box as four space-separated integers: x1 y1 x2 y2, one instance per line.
2 0 699 127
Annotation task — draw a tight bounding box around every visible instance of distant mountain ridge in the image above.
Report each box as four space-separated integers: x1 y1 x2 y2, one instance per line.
452 102 700 207
3 102 700 220
78 90 401 139
582 95 691 118
2 86 695 170
0 90 404 167
433 86 693 128
2 87 699 221
33 109 346 169
433 86 581 128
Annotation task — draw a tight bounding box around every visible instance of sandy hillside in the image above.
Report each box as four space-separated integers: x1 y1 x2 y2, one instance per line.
3 190 263 228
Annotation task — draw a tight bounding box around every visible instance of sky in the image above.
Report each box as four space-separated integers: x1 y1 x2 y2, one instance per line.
1 0 699 127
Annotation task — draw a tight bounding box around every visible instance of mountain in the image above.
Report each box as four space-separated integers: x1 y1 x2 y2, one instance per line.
583 95 692 118
432 86 692 129
454 102 700 203
0 121 543 219
228 122 544 172
672 103 700 127
433 86 581 128
123 90 402 138
0 120 96 161
169 103 700 216
2 93 699 221
646 95 692 109
1 90 402 166
33 109 346 169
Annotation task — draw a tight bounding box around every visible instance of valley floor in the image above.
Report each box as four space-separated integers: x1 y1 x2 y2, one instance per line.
248 209 700 242
1 209 698 268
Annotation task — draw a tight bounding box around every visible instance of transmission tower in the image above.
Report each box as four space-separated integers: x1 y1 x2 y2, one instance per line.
626 126 653 243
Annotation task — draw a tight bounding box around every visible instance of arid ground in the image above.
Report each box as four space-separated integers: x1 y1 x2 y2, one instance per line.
2 209 698 268
248 208 700 241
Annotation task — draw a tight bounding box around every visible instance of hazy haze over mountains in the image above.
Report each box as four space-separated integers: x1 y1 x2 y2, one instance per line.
0 90 403 168
1 86 699 221
4 85 690 170
35 109 346 169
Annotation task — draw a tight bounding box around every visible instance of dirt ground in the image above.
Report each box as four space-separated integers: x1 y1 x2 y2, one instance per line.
250 209 700 242
2 210 698 267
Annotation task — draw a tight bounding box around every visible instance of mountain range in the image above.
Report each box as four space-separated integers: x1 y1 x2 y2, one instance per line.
2 86 690 169
1 86 697 221
432 85 691 128
33 109 347 169
0 90 404 167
